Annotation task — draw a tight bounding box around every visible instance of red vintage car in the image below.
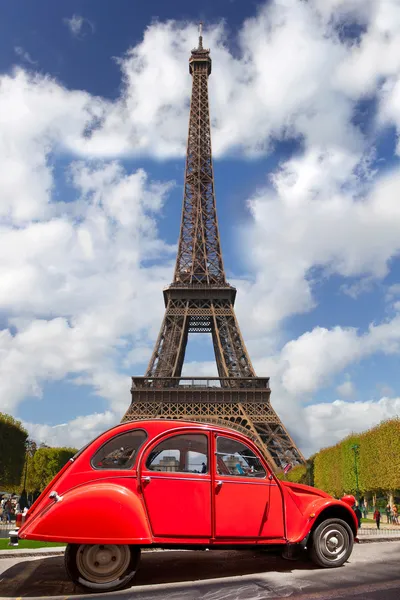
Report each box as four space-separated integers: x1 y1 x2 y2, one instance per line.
16 420 358 591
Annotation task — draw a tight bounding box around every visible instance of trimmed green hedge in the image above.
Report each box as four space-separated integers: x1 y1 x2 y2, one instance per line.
312 418 400 497
0 413 28 488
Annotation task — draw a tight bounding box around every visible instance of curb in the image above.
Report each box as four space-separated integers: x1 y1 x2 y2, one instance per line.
1 537 400 559
0 547 65 559
358 536 400 543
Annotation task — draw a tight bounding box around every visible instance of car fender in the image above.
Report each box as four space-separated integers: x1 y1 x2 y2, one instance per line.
18 482 152 545
287 497 358 544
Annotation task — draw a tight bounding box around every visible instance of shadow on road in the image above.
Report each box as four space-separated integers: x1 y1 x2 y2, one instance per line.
0 549 315 597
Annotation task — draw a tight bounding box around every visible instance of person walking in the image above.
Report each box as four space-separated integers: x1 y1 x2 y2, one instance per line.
373 507 381 530
393 505 399 525
3 499 12 524
385 503 391 524
354 505 362 529
362 503 368 519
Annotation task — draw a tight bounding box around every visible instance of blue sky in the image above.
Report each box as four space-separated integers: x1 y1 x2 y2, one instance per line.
1 0 400 456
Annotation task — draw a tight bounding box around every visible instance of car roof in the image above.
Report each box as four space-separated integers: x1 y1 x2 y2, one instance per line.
74 418 250 459
105 419 241 437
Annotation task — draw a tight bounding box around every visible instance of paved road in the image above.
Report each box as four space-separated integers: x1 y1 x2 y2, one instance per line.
0 542 399 599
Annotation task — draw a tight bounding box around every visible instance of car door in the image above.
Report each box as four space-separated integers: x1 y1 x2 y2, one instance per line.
139 431 212 538
213 434 284 539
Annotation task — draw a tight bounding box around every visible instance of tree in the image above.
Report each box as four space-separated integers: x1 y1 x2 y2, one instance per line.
0 413 28 489
26 447 77 492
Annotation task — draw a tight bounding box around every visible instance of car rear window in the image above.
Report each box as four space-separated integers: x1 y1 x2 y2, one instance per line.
91 430 147 470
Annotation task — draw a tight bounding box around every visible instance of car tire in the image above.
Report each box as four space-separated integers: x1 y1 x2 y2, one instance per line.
65 543 141 591
309 518 353 568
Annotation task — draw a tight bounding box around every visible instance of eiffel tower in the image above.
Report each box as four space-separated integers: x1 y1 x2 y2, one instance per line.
123 25 304 470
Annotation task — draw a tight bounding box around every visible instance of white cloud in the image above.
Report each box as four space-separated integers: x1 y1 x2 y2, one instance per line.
66 0 400 161
0 69 106 223
336 380 355 398
74 4 359 159
239 152 400 335
303 396 400 454
0 159 174 416
5 0 396 166
64 15 94 38
14 46 37 65
24 411 116 449
333 2 400 96
271 312 400 397
259 310 400 455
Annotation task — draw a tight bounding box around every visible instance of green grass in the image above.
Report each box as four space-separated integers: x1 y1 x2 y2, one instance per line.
0 539 66 550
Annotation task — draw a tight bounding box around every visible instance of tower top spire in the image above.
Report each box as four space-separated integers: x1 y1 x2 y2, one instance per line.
198 21 203 49
190 21 211 75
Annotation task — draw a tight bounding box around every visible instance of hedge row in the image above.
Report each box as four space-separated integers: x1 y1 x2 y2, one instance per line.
282 418 400 497
0 413 28 488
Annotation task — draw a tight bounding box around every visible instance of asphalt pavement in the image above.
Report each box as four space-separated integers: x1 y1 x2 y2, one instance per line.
0 541 399 600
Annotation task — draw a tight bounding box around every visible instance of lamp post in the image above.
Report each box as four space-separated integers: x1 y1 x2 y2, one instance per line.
21 439 36 510
20 441 30 511
351 443 360 503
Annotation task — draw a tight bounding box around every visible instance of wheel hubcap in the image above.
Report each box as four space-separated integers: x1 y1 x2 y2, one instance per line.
327 535 339 550
319 526 348 562
77 544 131 584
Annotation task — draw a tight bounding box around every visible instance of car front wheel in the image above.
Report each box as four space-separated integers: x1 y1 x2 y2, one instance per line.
309 518 353 568
65 543 141 591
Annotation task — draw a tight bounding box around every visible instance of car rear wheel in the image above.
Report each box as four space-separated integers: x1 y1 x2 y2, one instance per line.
65 543 141 591
309 518 353 568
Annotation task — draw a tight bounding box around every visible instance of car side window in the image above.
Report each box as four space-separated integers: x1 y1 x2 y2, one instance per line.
216 436 266 478
146 434 208 474
91 430 147 470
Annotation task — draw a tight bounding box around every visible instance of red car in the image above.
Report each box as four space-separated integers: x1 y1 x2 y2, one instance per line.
16 420 358 591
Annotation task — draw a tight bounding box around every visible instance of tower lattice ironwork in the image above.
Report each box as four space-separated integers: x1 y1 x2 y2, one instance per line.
122 25 304 470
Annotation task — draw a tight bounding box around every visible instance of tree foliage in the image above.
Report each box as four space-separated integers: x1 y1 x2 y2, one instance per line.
24 446 77 493
313 418 400 498
314 443 343 496
277 464 307 483
0 412 28 489
276 459 315 486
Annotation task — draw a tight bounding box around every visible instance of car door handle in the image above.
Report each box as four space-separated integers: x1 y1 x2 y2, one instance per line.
142 476 151 483
216 480 223 488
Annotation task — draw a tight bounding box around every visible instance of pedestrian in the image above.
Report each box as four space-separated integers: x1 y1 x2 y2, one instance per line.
354 505 362 529
373 507 381 530
393 505 399 525
4 498 12 524
362 503 367 519
385 503 391 523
